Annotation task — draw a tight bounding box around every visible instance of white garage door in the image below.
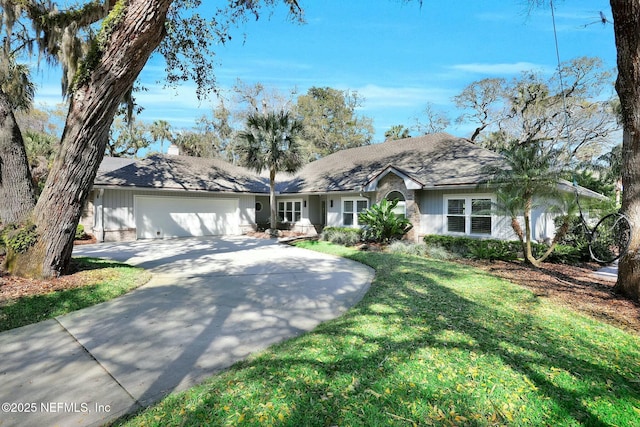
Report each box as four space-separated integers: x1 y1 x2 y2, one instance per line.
135 196 240 239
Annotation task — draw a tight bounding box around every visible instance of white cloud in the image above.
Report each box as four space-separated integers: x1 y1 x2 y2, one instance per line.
450 62 551 75
354 84 455 109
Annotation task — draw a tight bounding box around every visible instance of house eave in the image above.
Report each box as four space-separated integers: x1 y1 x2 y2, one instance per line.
92 184 268 196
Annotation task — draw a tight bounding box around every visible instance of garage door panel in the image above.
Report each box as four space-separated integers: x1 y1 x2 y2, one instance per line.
135 196 239 239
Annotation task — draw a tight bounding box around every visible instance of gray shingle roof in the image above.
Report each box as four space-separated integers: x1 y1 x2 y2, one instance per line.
95 154 270 193
98 156 136 173
279 133 506 193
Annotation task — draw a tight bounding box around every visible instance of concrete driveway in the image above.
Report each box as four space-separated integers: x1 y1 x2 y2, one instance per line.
0 236 373 427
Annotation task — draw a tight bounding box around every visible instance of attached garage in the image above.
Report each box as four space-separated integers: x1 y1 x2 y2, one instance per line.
135 196 240 239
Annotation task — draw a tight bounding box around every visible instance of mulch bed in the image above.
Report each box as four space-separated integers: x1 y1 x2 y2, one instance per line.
460 259 640 334
0 236 98 303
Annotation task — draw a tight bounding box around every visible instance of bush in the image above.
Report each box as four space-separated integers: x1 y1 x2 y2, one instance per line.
389 241 454 261
75 224 86 240
423 235 519 261
552 215 591 262
388 241 427 256
358 199 412 243
320 227 362 246
469 240 518 261
422 234 584 265
545 244 583 265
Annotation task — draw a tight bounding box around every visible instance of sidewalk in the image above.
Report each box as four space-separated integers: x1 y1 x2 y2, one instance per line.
593 260 618 282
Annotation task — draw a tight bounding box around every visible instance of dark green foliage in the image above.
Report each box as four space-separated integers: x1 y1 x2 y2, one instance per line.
423 235 519 261
537 244 583 265
551 215 592 262
358 198 412 243
75 224 86 240
425 234 588 265
469 240 518 261
1 223 38 254
320 227 362 246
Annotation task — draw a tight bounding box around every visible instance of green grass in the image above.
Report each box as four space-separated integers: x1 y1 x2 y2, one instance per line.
0 257 151 331
115 241 640 426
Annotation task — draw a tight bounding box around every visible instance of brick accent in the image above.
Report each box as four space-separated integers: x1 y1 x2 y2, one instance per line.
376 174 421 242
102 228 137 242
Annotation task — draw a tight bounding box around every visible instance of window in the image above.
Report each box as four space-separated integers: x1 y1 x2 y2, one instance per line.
343 198 368 227
445 196 493 236
277 199 302 223
447 199 466 233
255 201 263 212
386 191 406 218
471 199 492 235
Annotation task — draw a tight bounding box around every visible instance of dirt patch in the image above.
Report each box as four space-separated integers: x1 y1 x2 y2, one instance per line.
245 230 309 239
461 259 640 334
0 258 97 303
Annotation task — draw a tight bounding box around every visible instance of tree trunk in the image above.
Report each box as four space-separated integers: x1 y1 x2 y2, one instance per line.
9 0 171 278
611 0 640 302
269 169 277 231
536 215 570 264
523 198 539 266
0 89 36 225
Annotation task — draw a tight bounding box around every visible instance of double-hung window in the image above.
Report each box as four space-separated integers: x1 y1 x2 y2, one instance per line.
278 199 302 223
445 195 493 236
343 198 368 227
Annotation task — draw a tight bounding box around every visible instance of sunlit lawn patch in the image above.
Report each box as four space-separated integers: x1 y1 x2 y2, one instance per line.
116 241 640 426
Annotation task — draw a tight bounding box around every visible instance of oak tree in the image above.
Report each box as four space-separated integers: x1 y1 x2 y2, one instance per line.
1 0 303 278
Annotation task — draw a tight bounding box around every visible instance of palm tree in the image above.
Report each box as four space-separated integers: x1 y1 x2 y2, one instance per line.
237 110 304 233
149 120 173 154
484 142 568 266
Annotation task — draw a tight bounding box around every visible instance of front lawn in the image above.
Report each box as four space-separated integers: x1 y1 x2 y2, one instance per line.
0 257 151 331
116 242 640 426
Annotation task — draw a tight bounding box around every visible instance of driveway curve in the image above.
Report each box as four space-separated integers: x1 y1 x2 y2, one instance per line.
0 236 373 427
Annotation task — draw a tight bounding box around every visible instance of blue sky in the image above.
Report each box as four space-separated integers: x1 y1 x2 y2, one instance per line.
32 0 617 149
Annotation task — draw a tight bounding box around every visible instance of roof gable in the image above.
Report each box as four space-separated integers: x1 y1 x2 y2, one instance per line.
362 166 423 192
280 133 506 193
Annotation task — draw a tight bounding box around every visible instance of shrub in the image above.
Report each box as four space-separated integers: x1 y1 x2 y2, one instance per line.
320 227 362 246
358 199 412 243
388 241 428 256
424 244 455 261
545 244 583 265
469 240 517 261
75 224 86 240
552 215 591 262
423 235 519 261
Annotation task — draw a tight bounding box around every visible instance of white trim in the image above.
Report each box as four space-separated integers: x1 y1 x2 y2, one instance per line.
363 167 423 192
277 198 303 223
443 193 495 237
341 197 369 227
385 190 407 218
